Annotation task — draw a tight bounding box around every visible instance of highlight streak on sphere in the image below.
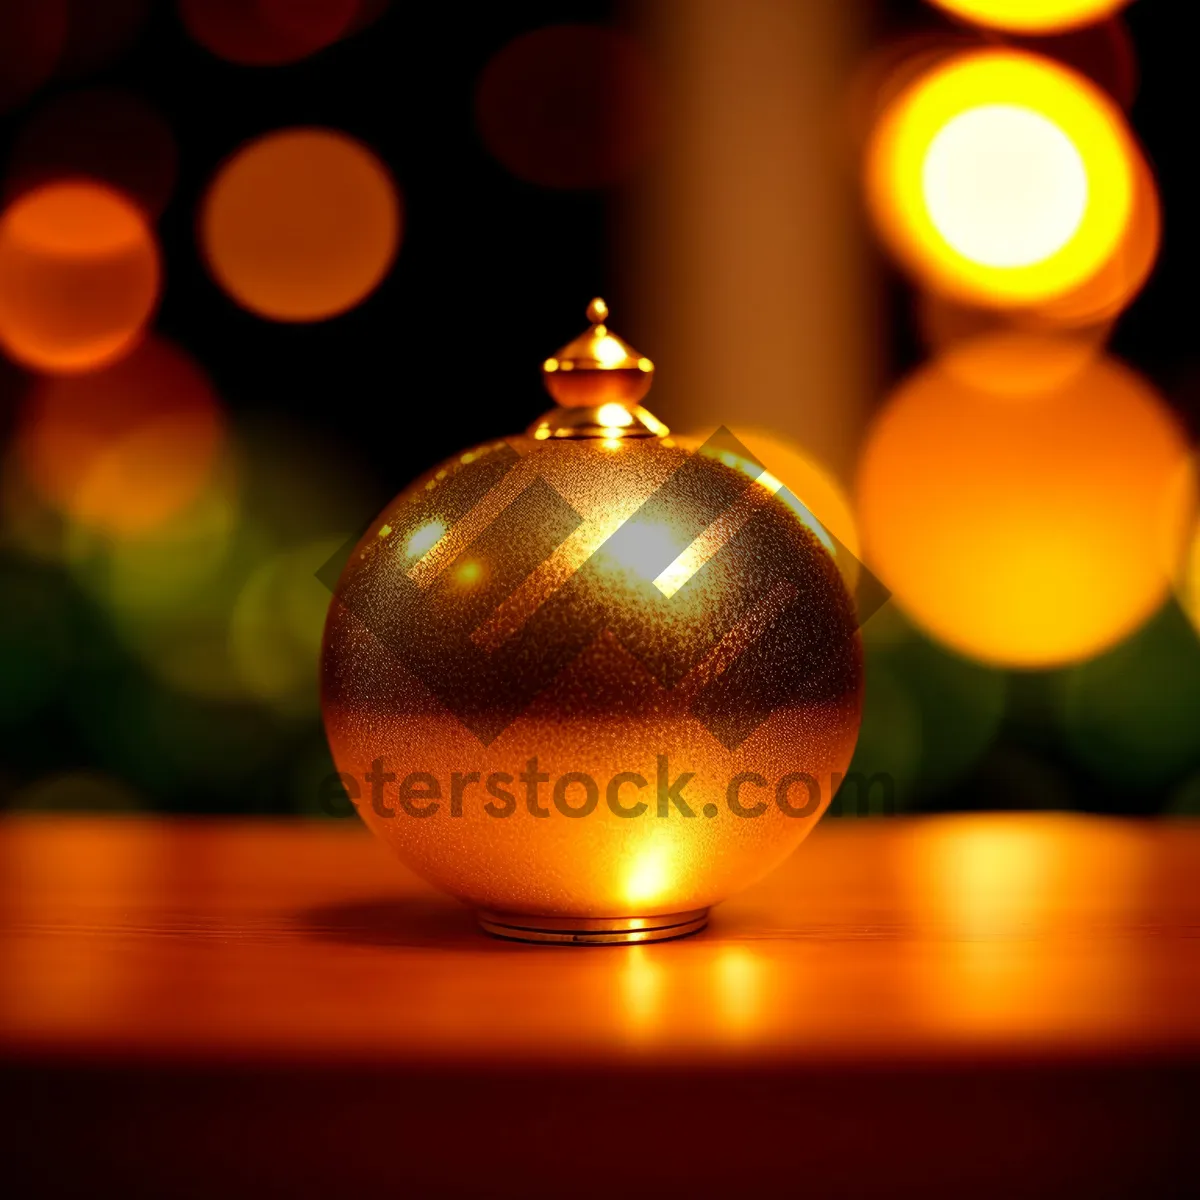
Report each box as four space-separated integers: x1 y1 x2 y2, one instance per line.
856 356 1195 669
866 50 1136 307
0 182 160 373
929 0 1131 35
682 426 861 589
16 338 225 538
201 128 401 322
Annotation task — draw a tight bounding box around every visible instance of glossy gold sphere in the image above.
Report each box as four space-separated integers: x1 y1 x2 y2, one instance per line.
321 431 862 924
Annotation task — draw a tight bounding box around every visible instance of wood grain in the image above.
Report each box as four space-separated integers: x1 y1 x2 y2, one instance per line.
2 814 1197 1197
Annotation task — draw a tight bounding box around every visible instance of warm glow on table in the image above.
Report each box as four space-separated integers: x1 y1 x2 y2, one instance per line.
0 811 1195 1195
0 814 1195 1195
0 814 1195 1060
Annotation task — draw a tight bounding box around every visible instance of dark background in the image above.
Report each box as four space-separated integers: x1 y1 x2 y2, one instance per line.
1 0 1196 819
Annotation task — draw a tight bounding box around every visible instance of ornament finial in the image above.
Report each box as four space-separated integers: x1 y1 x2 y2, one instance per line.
532 299 665 439
541 298 655 412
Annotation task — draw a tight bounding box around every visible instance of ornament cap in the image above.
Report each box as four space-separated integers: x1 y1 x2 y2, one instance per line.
541 297 656 412
528 400 669 442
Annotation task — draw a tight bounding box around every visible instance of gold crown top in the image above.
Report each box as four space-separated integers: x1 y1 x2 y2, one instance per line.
541 298 654 408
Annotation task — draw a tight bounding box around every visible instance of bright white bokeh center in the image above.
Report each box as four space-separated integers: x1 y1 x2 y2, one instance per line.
921 103 1089 269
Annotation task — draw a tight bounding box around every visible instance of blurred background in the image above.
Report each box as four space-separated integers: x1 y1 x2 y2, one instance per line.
1 0 1197 821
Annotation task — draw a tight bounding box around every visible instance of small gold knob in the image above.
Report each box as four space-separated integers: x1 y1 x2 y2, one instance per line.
541 298 654 409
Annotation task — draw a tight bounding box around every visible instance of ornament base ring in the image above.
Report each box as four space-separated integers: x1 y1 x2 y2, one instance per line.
478 908 709 945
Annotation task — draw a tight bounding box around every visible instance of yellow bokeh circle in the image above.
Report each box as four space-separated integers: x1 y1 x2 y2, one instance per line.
866 50 1136 306
929 1 1131 35
856 356 1195 669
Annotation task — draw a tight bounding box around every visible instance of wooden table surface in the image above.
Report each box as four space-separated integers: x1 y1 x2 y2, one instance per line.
2 813 1198 1198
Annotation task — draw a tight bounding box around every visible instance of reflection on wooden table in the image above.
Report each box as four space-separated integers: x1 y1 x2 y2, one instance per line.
1 814 1197 1197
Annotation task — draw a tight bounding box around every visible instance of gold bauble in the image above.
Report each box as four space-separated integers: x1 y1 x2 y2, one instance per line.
321 302 862 942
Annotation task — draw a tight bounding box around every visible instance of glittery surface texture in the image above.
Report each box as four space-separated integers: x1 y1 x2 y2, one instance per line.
322 434 863 918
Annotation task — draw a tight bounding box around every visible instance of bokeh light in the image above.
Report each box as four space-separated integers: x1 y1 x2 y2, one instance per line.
16 338 225 538
866 50 1136 306
0 1 67 114
201 128 401 322
0 182 160 373
178 0 359 66
1061 603 1200 793
231 537 343 714
849 609 1008 806
7 89 179 219
67 414 376 709
67 461 240 621
476 25 659 189
929 1 1132 35
1 443 76 565
917 305 1112 396
13 770 142 812
842 607 1007 813
928 105 1088 268
914 138 1159 386
1022 17 1139 111
856 355 1195 668
1037 138 1160 326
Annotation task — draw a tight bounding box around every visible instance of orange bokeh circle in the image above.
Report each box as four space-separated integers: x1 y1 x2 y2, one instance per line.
0 182 161 374
201 128 401 322
856 356 1195 668
17 338 225 538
